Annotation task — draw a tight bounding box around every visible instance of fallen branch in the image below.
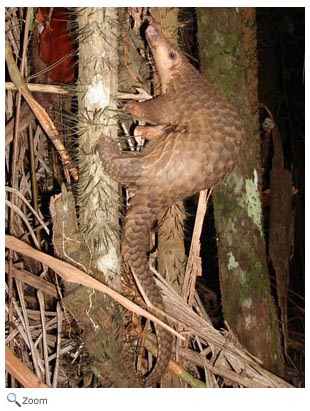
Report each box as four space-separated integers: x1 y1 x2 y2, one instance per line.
5 235 183 341
5 346 48 388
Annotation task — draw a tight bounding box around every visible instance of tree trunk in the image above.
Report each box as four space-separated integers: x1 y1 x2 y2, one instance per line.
197 7 284 375
77 7 121 287
58 7 142 387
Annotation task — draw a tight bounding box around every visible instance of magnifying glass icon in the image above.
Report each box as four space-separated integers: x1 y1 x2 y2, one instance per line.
7 393 21 407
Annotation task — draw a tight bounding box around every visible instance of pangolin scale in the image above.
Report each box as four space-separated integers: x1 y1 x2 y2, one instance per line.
97 24 244 387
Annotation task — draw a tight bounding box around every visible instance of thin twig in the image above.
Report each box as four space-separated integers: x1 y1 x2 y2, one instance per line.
6 186 49 232
5 81 72 94
37 290 51 386
52 303 63 388
5 200 41 249
182 189 212 305
15 280 43 380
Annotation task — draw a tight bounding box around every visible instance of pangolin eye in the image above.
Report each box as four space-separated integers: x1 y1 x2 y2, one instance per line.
169 50 177 60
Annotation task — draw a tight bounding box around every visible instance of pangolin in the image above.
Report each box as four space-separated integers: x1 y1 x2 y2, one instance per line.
97 23 244 386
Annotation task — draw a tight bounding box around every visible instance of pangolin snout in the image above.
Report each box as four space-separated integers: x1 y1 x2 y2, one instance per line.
145 24 159 48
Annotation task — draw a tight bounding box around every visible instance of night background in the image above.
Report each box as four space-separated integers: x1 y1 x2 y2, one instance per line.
5 7 305 389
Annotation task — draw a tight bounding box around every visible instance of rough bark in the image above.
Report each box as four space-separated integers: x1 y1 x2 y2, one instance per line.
50 186 142 387
197 7 284 375
77 7 121 286
57 7 142 387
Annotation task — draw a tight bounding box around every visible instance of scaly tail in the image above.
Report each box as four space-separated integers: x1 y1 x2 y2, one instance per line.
123 200 172 387
97 135 172 386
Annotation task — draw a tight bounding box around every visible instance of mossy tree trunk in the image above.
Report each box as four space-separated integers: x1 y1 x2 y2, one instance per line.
197 7 284 375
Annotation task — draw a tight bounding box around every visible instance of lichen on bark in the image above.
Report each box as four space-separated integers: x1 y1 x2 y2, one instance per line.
197 7 284 375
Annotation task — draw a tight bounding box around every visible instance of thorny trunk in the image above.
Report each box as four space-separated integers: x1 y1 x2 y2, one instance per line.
77 7 120 283
59 7 142 387
197 8 284 375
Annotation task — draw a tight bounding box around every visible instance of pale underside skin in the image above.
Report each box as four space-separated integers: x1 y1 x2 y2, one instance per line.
97 24 244 386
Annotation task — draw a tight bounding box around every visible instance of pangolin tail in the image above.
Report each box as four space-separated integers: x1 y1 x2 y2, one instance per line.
97 135 173 386
123 200 173 387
